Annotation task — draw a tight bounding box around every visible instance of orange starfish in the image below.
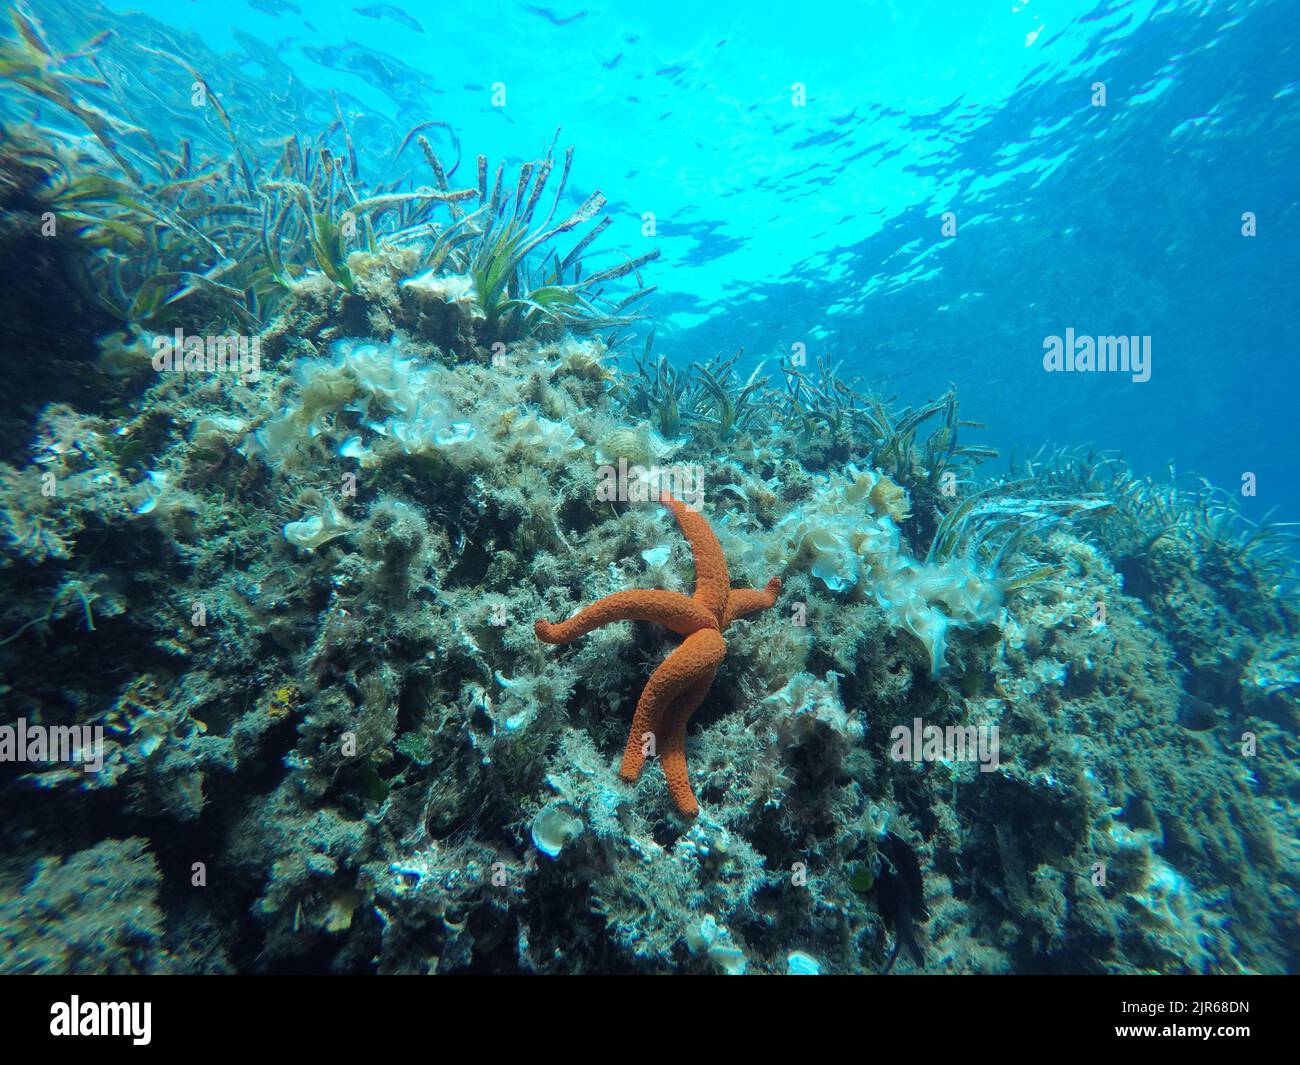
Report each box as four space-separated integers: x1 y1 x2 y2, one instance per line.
535 492 781 818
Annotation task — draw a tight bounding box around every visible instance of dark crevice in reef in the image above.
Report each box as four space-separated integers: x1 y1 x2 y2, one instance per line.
0 149 123 462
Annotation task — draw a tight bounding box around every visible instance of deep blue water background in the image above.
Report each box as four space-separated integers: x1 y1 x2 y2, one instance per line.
72 0 1300 530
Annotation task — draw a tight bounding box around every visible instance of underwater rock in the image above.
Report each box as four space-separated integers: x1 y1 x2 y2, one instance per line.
0 838 169 975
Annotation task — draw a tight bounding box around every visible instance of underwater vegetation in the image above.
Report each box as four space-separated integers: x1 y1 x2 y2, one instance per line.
0 1 1297 978
0 4 655 347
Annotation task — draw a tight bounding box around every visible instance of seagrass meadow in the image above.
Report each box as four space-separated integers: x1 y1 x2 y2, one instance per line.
0 0 1297 976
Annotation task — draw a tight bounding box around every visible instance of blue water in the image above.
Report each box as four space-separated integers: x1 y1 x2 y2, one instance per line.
100 0 1300 525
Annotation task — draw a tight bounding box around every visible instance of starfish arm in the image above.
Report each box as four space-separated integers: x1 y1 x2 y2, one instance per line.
619 627 726 788
660 492 730 626
659 660 721 819
721 577 782 630
535 589 716 644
